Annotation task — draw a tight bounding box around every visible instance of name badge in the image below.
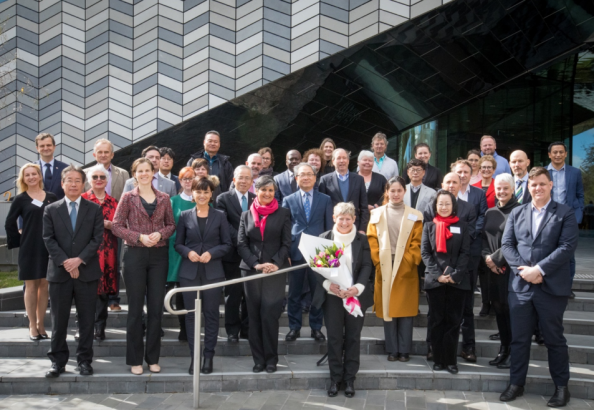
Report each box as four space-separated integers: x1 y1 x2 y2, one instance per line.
31 199 44 207
450 227 461 234
407 214 418 221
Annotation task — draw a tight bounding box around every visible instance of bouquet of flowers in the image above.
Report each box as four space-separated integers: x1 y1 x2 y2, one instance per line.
309 243 344 268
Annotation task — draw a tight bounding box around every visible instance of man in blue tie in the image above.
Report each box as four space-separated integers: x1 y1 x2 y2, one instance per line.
282 163 333 342
35 133 68 199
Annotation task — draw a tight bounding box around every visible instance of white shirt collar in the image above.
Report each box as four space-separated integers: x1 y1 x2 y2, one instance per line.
64 196 81 210
159 171 171 179
300 188 313 196
180 192 192 201
515 173 528 183
40 158 55 168
235 189 249 204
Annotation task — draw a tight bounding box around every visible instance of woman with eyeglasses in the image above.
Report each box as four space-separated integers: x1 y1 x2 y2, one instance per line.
473 155 497 209
81 165 119 341
258 147 278 177
166 166 197 342
467 149 481 185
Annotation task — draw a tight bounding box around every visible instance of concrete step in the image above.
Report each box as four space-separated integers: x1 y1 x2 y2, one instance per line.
3 326 594 365
1 355 594 399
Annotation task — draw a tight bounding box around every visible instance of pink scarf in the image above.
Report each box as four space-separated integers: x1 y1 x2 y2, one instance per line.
250 197 278 239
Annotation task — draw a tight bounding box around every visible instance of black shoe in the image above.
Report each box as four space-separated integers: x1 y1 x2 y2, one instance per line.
189 360 194 375
500 384 524 402
433 363 444 371
446 365 458 374
228 334 239 343
239 331 249 340
201 357 213 374
45 363 65 378
569 291 575 299
548 386 570 407
77 362 93 376
535 335 545 346
265 364 277 373
398 353 410 362
489 333 500 340
160 328 165 338
460 347 477 363
178 327 188 342
427 345 433 361
497 353 511 369
311 329 326 341
344 381 355 398
328 382 339 397
94 328 106 341
387 354 398 362
29 333 42 341
285 329 300 341
479 303 490 317
489 346 510 366
253 364 265 373
74 330 80 341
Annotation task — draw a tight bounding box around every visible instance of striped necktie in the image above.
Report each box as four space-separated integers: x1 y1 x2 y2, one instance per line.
515 180 524 204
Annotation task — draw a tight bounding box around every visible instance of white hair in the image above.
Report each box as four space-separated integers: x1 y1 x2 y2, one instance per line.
494 173 514 188
332 148 350 161
234 165 252 179
294 162 316 175
358 150 374 162
333 202 356 218
247 153 262 163
88 164 108 178
93 138 114 153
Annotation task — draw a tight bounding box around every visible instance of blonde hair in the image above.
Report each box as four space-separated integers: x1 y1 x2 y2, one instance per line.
17 163 43 193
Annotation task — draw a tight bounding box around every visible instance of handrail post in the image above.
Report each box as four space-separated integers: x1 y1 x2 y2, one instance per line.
194 293 201 409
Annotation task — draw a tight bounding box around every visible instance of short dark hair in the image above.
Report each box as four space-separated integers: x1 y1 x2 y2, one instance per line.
204 130 220 139
382 176 407 205
191 158 210 171
407 158 427 171
254 175 278 192
142 145 160 157
61 164 86 184
159 147 176 161
467 149 480 158
432 189 458 217
413 142 431 155
548 141 567 153
191 175 216 193
528 166 551 182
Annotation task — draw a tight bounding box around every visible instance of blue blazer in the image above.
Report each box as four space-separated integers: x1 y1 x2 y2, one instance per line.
563 165 585 224
465 185 488 256
274 169 297 203
174 207 232 281
501 200 578 297
36 159 68 199
281 190 334 261
171 174 182 193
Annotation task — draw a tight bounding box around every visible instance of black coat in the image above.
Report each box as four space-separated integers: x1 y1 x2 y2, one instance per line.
186 149 234 192
42 197 104 283
404 163 442 191
421 221 471 291
215 189 256 262
319 172 370 231
366 172 388 208
237 207 292 273
311 231 374 311
423 199 477 251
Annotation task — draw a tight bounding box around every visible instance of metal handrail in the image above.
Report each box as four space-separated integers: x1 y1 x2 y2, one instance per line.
164 262 308 409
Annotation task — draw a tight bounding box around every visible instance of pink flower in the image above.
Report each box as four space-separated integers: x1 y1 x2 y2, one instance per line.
335 249 343 257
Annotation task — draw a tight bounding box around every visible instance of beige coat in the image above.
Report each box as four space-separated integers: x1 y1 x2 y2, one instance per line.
367 204 423 321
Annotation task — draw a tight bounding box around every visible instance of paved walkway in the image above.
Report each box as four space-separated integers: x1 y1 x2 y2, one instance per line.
0 390 593 410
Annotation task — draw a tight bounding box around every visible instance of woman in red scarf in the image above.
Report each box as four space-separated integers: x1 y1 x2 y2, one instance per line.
421 190 471 375
237 175 292 373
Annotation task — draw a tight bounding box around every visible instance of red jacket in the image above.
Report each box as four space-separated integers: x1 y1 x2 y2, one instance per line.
472 179 496 208
112 187 176 247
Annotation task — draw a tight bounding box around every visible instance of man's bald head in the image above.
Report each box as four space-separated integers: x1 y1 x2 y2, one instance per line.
510 150 530 179
442 172 461 198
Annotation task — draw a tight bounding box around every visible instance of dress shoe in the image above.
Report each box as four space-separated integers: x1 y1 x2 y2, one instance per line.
228 334 239 343
29 333 42 341
74 329 80 341
38 330 49 340
311 329 326 341
460 347 477 363
45 363 65 378
535 334 545 346
427 345 433 361
497 353 511 369
266 364 277 373
446 365 458 374
500 384 524 402
94 328 106 341
398 353 410 362
547 386 570 407
387 354 398 362
328 382 339 397
131 365 143 375
489 346 510 366
253 364 265 373
285 329 300 341
433 363 444 371
109 303 122 311
489 333 500 340
77 362 93 376
569 291 575 299
149 364 161 373
160 328 165 338
201 357 213 374
189 360 194 375
344 381 355 398
479 303 490 317
178 326 188 342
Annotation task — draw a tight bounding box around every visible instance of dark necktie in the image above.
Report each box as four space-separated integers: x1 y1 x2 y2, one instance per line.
44 163 52 190
70 202 77 230
290 174 297 192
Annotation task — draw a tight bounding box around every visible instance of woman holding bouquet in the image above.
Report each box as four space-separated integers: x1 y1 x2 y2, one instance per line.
237 175 292 374
311 202 373 398
367 176 423 362
421 190 470 374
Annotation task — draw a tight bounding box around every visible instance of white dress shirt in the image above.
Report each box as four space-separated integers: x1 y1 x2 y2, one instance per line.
458 185 470 202
40 158 55 179
531 198 551 275
64 196 82 215
235 189 249 207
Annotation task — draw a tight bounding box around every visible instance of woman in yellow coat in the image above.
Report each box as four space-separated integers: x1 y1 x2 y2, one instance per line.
367 176 423 362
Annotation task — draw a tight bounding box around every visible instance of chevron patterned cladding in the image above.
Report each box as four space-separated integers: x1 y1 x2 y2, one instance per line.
0 0 451 194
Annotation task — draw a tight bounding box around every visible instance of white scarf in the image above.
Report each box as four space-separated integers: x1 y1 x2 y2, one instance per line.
332 225 357 275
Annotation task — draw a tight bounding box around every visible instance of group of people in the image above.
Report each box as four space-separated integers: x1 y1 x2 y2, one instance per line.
3 131 584 406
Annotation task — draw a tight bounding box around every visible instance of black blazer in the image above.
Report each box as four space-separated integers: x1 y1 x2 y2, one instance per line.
175 207 232 281
423 199 477 250
421 221 470 290
216 189 256 262
319 172 370 231
311 231 374 311
237 207 292 273
42 197 104 283
366 172 388 208
403 163 442 190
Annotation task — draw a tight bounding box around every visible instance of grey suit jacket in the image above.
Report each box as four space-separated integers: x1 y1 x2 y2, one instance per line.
404 183 436 213
84 164 130 202
122 174 177 197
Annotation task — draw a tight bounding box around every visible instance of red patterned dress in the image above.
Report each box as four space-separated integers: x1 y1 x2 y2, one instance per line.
82 190 118 295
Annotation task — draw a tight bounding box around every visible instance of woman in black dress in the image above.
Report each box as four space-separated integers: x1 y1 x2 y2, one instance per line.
5 163 58 340
482 173 520 369
357 150 387 210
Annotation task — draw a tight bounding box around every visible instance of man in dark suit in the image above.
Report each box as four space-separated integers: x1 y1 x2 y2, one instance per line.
159 147 182 193
282 163 333 342
452 159 487 362
35 133 68 199
274 150 302 203
403 143 442 190
500 167 578 407
42 165 104 378
319 148 369 232
216 165 255 342
510 150 532 205
187 130 234 192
